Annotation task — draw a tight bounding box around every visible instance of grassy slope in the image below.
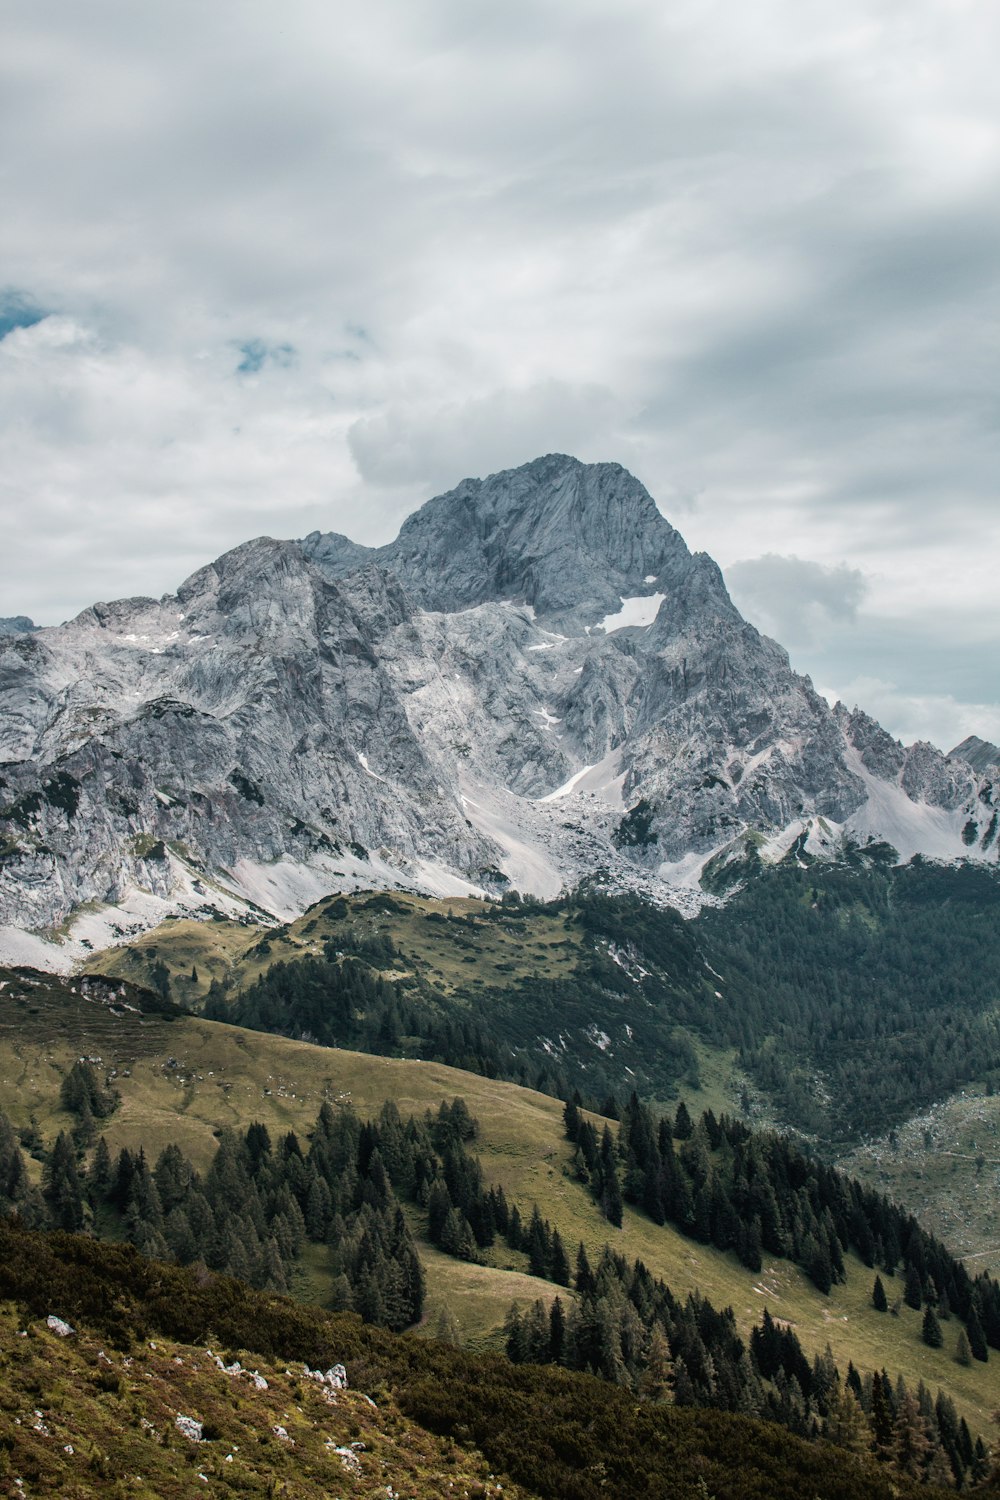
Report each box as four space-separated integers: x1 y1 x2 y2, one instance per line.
3 972 1000 1442
0 1297 526 1500
839 1084 1000 1277
81 893 586 1010
0 1226 946 1500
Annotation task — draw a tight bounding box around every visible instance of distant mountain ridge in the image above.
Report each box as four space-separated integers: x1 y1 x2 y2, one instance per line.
0 615 35 635
0 454 995 964
949 735 1000 774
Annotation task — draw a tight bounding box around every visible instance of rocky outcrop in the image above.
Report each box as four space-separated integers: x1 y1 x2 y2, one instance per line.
0 455 994 941
949 735 1000 775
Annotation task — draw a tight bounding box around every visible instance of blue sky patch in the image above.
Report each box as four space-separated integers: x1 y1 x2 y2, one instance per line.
0 291 46 341
236 339 296 374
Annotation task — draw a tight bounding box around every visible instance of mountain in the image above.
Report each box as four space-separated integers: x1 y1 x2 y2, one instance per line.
0 615 35 635
1 454 995 962
949 734 1000 774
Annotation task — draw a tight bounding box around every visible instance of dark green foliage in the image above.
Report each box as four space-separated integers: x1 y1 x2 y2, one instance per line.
42 1130 85 1231
207 889 711 1106
612 798 658 848
966 1302 988 1361
922 1306 943 1347
872 1276 888 1312
59 1059 118 1121
903 1263 922 1310
694 858 1000 1140
0 1222 954 1500
150 959 171 999
564 1095 1000 1360
210 949 520 1087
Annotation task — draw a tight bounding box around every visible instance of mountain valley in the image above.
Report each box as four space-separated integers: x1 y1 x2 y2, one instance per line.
1 455 999 1493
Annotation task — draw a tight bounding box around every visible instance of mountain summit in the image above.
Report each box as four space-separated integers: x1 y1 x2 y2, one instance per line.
0 457 994 964
305 455 699 622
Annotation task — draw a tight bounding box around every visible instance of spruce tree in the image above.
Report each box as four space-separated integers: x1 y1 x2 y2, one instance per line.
550 1228 571 1286
922 1305 943 1347
903 1262 923 1309
967 1301 989 1362
872 1274 888 1311
43 1130 85 1231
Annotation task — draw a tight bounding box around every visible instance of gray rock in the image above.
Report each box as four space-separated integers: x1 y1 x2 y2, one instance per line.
949 735 1000 774
0 456 995 942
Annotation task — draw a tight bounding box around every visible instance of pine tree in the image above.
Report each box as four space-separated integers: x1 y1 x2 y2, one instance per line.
922 1305 943 1347
549 1297 566 1364
639 1324 673 1402
575 1242 595 1297
892 1391 932 1478
903 1262 923 1310
88 1136 113 1205
870 1371 894 1458
550 1228 571 1286
872 1274 888 1312
967 1301 989 1362
43 1130 85 1231
434 1307 462 1346
504 1305 527 1363
823 1383 871 1454
956 1329 972 1365
527 1205 550 1277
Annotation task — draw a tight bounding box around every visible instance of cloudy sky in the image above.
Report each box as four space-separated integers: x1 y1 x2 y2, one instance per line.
2 0 998 751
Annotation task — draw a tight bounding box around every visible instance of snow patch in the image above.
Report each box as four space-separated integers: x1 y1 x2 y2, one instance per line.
539 765 595 803
585 1024 612 1052
356 751 387 783
459 780 564 898
597 593 666 633
0 926 75 974
526 632 567 653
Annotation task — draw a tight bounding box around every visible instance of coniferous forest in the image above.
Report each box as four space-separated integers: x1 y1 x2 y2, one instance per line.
4 1080 999 1487
192 862 1000 1146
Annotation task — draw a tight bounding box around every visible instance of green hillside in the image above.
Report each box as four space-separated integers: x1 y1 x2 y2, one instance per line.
3 964 1000 1455
83 856 1000 1158
0 1223 954 1500
82 889 719 1105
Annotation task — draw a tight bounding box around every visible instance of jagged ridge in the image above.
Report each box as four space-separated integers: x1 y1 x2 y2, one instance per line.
0 455 995 955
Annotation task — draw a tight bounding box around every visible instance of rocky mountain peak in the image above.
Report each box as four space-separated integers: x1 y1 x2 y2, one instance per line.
1 454 996 962
949 735 1000 774
305 455 692 623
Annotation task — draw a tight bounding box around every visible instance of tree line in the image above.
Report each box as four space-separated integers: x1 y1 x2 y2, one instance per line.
565 1092 1000 1368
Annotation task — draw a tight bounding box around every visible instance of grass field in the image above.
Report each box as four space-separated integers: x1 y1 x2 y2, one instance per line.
81 892 589 1010
0 1296 526 1500
3 968 1000 1443
839 1085 1000 1277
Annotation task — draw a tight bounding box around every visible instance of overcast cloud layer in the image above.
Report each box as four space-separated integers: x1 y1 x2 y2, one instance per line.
2 0 998 751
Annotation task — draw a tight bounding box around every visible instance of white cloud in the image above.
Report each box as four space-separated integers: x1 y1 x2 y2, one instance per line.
725 553 868 648
348 382 629 489
0 0 996 744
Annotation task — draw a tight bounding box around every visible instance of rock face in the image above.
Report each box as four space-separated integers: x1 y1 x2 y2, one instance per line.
0 454 995 946
949 735 1000 775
